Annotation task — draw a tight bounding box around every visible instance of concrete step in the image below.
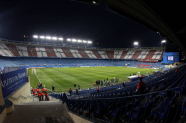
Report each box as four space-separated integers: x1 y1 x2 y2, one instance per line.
21 101 62 105
4 104 73 123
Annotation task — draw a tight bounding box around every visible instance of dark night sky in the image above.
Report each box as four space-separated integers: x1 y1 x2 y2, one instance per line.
0 0 178 51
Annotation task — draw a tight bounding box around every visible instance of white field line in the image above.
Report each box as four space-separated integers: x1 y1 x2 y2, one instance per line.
39 69 47 76
35 73 42 83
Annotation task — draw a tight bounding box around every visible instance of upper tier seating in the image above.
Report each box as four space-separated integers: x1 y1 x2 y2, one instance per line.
0 41 164 60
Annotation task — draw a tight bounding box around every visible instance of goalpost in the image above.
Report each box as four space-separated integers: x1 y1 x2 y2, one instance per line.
31 68 36 74
137 72 141 77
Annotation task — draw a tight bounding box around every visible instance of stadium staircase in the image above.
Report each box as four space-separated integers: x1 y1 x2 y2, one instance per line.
3 96 74 123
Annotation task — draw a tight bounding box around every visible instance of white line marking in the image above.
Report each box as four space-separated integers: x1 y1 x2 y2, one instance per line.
35 73 42 83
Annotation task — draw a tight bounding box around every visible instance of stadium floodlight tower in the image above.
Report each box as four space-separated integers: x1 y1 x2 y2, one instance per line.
33 35 38 43
33 35 38 38
46 36 51 40
72 39 77 42
58 37 63 45
88 40 93 47
83 40 87 47
67 38 72 41
52 37 57 40
134 41 139 48
77 40 82 46
133 41 139 67
161 40 166 48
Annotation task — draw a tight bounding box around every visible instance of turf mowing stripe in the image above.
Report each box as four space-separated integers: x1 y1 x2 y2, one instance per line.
37 69 67 89
29 67 155 92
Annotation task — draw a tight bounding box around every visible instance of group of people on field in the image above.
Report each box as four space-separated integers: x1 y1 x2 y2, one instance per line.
69 84 80 96
31 83 50 101
94 78 119 87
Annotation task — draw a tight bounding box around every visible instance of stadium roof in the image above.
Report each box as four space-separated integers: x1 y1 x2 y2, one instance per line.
72 0 186 54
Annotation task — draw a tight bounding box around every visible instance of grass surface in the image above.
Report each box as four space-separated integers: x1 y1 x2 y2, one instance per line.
28 67 155 92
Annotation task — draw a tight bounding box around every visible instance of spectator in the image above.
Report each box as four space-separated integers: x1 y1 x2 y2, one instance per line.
74 84 76 89
41 91 43 101
38 91 41 101
69 88 72 95
76 89 79 95
97 86 100 93
52 85 55 93
32 87 35 95
38 83 40 88
40 82 42 88
101 81 103 86
123 82 125 87
94 82 96 87
36 88 40 96
45 92 50 101
78 85 80 90
105 81 107 86
175 68 178 75
136 77 145 94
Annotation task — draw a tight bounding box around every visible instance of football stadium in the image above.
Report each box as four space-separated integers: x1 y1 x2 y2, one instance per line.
0 0 186 123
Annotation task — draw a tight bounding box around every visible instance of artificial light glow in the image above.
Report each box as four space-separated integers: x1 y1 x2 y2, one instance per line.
40 36 45 39
72 39 77 42
83 40 87 43
33 35 38 38
52 37 57 40
78 40 82 43
46 36 51 39
93 1 96 4
161 40 166 43
87 41 92 44
58 38 63 41
134 42 138 45
67 38 71 41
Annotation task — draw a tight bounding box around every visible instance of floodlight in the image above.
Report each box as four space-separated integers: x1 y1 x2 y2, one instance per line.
88 41 92 44
72 39 77 42
134 42 138 45
83 40 87 43
46 36 51 40
52 37 57 40
58 38 63 41
67 38 71 41
161 40 166 43
78 40 82 43
40 36 45 39
33 35 38 38
93 1 96 4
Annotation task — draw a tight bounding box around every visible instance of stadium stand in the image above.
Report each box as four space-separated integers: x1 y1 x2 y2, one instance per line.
1 38 185 123
0 39 164 60
59 64 186 123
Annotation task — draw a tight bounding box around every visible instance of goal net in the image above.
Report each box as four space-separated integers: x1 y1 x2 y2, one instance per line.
31 68 36 74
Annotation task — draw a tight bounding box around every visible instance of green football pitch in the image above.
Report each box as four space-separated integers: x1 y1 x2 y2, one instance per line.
28 67 155 92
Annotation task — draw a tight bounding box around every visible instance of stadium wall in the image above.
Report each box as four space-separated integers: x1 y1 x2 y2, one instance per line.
0 79 6 123
68 112 93 123
8 82 32 105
